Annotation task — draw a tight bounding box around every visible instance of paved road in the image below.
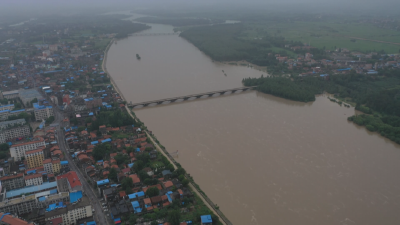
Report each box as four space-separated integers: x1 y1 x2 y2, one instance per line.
52 108 109 225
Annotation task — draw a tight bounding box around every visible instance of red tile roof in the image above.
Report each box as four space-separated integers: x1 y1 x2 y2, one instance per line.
25 147 44 155
164 181 173 188
43 158 52 164
0 173 23 181
50 217 63 225
129 174 141 184
24 173 42 180
119 191 126 198
0 213 31 225
56 171 82 189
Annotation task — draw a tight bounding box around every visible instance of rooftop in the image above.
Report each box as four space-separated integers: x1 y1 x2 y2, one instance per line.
56 171 81 189
6 181 57 198
24 173 42 180
0 213 32 225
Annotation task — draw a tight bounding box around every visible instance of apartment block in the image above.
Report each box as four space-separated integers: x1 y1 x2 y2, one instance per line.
0 104 15 111
10 137 45 161
25 148 44 169
0 192 69 216
0 118 26 130
24 173 43 186
33 103 54 121
52 159 61 174
1 90 19 99
0 173 25 190
0 125 31 144
45 196 92 225
43 159 53 174
56 171 82 193
0 109 26 121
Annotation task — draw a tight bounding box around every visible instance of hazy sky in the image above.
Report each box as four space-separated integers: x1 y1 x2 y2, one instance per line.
1 0 400 19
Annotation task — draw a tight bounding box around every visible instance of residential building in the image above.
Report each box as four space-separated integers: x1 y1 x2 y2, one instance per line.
56 171 82 192
0 173 25 190
0 213 33 225
10 137 45 161
1 90 19 99
52 159 61 174
43 159 53 174
0 109 26 121
25 148 44 169
84 98 102 109
45 196 92 225
0 118 26 130
33 103 54 121
5 181 58 199
0 125 31 143
0 104 15 111
24 173 43 186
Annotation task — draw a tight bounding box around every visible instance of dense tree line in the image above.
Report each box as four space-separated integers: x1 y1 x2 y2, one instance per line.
86 109 137 132
135 17 212 27
348 114 400 144
180 24 290 67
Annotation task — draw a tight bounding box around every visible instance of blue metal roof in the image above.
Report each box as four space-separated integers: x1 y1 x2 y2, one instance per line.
6 181 58 198
97 179 109 186
70 191 82 203
201 215 213 223
60 161 68 165
101 138 111 143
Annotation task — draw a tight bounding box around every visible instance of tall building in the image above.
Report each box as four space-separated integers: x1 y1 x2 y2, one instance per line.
33 103 54 121
25 148 44 169
43 159 53 174
0 173 25 190
24 173 43 186
52 160 61 174
10 137 45 161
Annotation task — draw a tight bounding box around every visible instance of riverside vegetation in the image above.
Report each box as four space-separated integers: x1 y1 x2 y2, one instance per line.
243 69 400 144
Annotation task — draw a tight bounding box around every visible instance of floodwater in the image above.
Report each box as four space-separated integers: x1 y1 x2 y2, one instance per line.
107 22 400 225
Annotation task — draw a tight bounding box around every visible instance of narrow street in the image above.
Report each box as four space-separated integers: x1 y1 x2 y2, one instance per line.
52 108 109 225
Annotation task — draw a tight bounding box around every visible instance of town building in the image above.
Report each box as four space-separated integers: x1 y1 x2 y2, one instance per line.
25 148 44 169
0 118 26 130
0 191 69 216
0 125 31 143
52 159 61 174
43 159 53 174
19 89 43 105
84 98 102 109
44 196 92 225
24 173 43 186
10 137 45 161
0 109 27 121
33 103 54 121
0 213 33 225
0 173 25 190
1 90 19 99
56 171 82 193
0 104 15 111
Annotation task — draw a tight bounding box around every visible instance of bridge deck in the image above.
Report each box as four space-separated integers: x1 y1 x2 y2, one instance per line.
128 86 257 107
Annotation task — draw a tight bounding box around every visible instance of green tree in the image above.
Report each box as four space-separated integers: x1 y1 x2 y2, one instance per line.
93 143 111 160
121 177 133 191
0 143 10 152
108 168 118 182
146 187 160 197
132 160 144 172
77 126 86 132
167 209 180 225
182 179 189 187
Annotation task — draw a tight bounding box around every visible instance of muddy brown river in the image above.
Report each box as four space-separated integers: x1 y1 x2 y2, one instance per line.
107 21 400 225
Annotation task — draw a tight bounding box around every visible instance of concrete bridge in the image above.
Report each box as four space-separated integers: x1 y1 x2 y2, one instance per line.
128 86 257 108
131 33 180 37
